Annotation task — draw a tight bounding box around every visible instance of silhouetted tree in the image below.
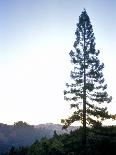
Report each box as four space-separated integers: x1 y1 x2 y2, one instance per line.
62 9 116 145
8 146 17 155
14 121 29 127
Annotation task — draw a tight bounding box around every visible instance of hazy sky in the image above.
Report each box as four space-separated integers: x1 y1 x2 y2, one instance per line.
0 0 116 125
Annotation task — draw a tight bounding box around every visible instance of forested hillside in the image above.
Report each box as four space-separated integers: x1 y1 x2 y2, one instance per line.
2 126 116 155
0 121 76 153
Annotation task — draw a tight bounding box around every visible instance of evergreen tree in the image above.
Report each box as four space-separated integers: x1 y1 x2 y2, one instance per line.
62 9 116 145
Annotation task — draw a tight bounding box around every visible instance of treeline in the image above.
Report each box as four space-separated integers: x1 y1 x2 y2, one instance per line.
0 122 51 153
0 121 75 153
2 126 116 155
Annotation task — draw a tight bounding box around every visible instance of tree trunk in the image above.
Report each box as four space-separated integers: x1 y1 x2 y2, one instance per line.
83 61 86 145
83 27 86 146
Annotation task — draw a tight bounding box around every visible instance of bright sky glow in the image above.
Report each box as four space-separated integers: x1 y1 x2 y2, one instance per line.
0 0 116 125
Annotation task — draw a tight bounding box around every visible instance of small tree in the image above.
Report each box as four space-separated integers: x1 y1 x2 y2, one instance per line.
62 9 116 145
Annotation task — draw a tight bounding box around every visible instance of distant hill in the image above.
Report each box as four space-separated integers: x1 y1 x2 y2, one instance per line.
0 122 77 153
35 123 76 135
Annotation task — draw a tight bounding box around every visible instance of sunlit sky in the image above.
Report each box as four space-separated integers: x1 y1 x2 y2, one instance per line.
0 0 116 125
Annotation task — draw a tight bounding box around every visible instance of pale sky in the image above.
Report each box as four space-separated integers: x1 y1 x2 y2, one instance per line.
0 0 116 125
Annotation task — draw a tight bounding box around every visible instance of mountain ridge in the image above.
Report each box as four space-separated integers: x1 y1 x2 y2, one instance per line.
0 122 77 153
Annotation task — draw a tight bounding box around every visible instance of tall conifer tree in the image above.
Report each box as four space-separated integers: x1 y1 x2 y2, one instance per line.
62 10 115 145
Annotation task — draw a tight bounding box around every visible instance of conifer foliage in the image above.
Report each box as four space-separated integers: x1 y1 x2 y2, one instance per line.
62 10 115 144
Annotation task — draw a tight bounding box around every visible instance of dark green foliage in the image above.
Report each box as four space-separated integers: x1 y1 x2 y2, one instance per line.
0 122 75 154
28 136 64 155
3 126 116 155
0 122 71 153
62 9 116 144
8 147 17 155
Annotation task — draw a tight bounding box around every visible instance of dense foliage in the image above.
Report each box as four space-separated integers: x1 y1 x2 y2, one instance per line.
0 122 74 153
2 126 116 155
62 9 116 144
